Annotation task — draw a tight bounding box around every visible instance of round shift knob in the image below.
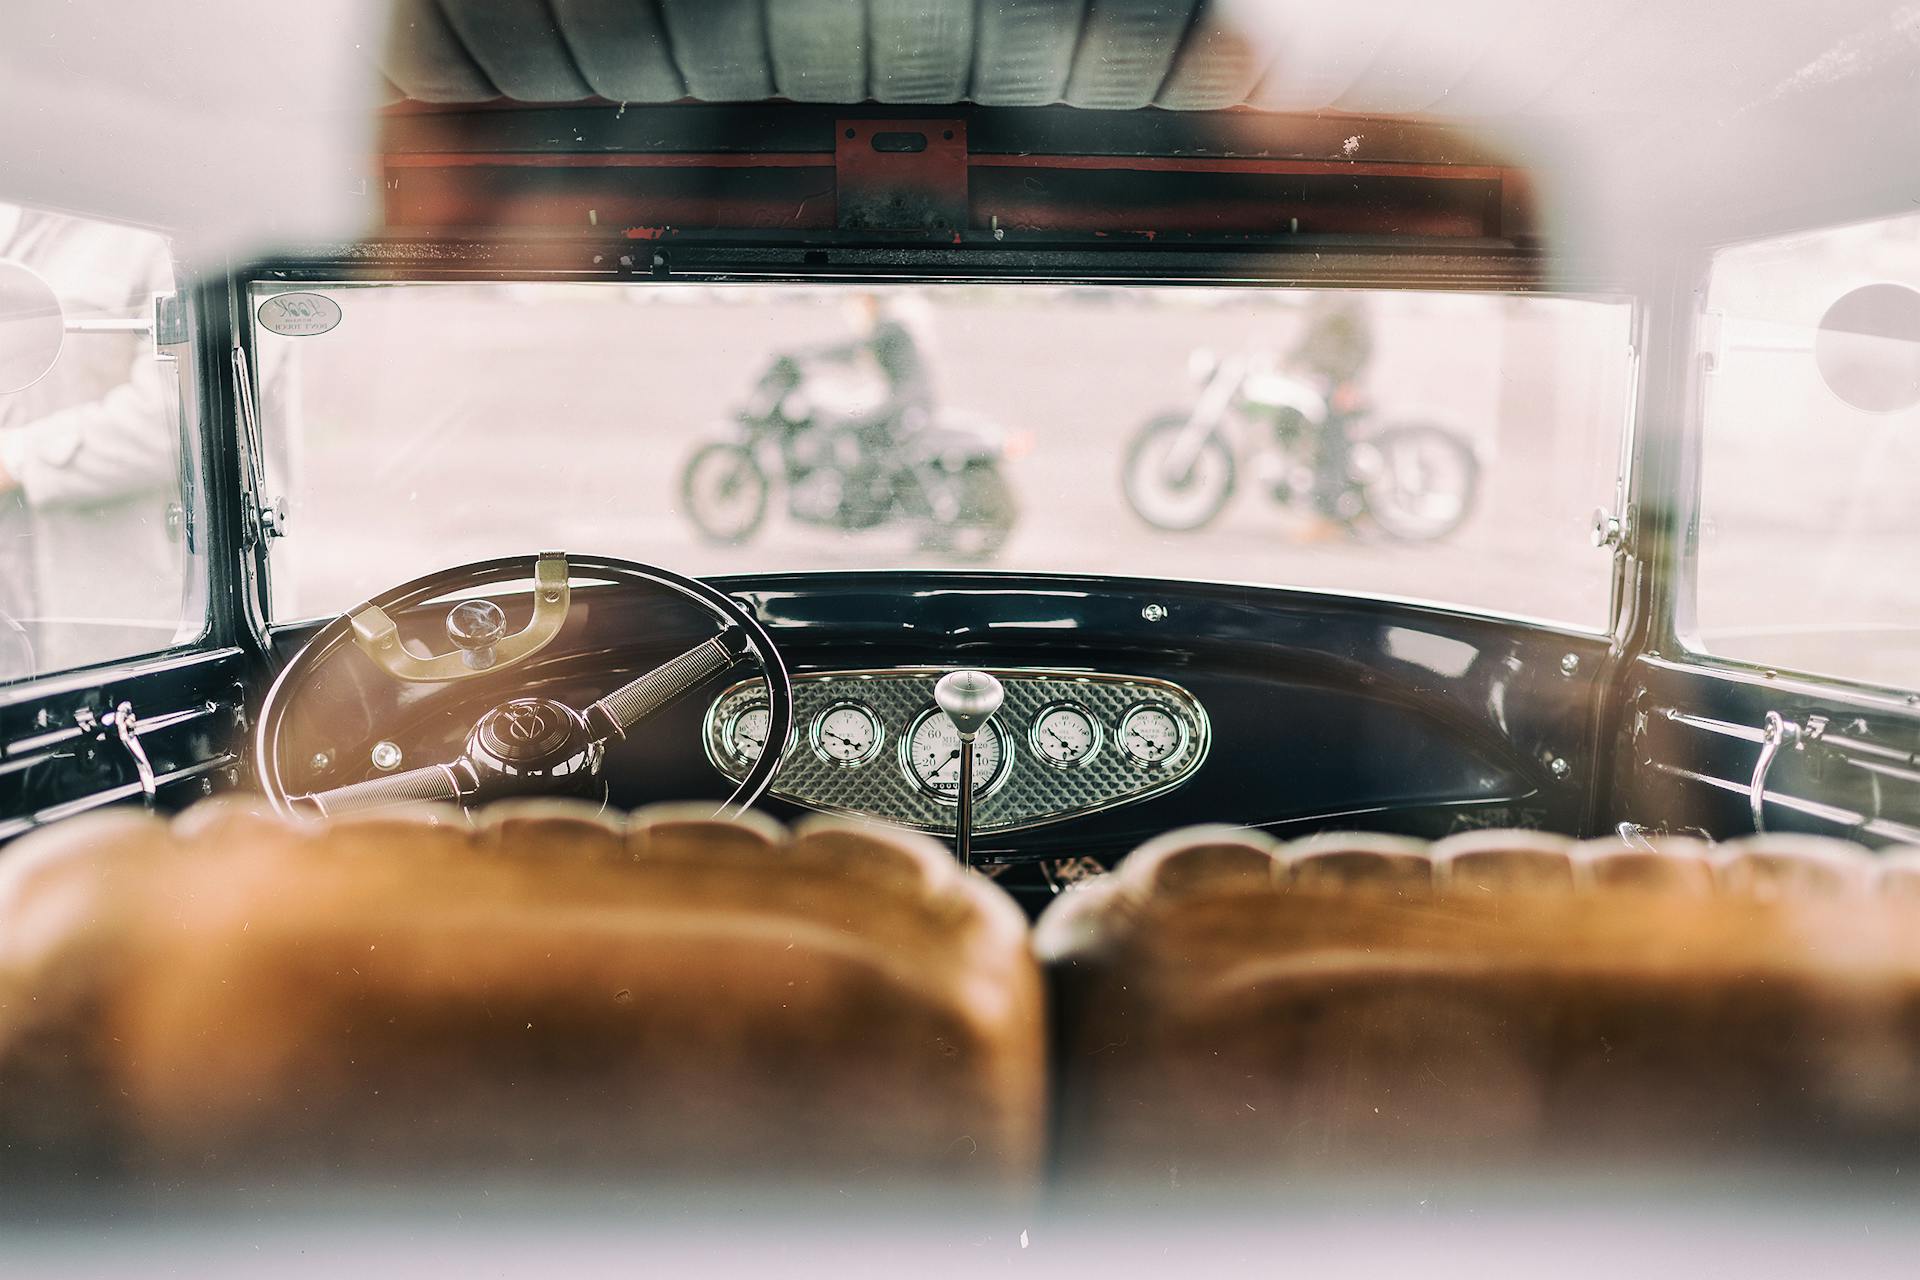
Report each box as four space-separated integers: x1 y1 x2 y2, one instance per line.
934 669 1003 739
446 599 508 669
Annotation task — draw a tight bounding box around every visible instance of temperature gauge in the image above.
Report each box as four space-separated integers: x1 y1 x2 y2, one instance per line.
1118 704 1186 766
1029 702 1101 768
810 701 883 766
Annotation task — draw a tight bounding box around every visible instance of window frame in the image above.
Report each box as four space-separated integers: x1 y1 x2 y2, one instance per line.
1667 207 1920 705
237 258 1642 642
0 206 218 692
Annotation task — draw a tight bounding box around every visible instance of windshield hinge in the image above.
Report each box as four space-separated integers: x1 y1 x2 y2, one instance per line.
230 345 286 541
1698 308 1725 374
153 292 188 348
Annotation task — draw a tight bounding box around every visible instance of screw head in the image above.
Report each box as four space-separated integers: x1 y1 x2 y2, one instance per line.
309 751 333 772
1141 603 1169 623
1559 653 1580 677
1550 756 1572 779
370 741 404 771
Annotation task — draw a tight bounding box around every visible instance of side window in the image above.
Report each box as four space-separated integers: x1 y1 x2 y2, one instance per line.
1693 212 1920 688
0 204 200 684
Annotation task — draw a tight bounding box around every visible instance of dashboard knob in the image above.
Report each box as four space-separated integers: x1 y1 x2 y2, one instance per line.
935 669 1003 739
446 599 508 669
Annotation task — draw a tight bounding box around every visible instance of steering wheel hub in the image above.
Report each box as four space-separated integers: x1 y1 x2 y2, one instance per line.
469 697 595 774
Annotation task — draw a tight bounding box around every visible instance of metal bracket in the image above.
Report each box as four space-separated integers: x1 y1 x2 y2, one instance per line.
153 293 188 347
349 553 572 683
835 118 968 233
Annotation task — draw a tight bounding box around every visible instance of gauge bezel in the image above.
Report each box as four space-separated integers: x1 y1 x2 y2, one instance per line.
1027 700 1103 770
900 705 1011 805
720 699 773 768
1116 701 1190 769
808 700 885 768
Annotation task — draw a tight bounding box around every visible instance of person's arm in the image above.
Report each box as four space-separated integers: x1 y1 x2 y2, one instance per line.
0 349 175 507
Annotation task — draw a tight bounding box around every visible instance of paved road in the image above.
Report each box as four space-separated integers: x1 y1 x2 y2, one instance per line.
271 285 1628 633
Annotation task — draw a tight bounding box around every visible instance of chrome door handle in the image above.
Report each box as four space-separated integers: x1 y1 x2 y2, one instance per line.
1750 711 1802 833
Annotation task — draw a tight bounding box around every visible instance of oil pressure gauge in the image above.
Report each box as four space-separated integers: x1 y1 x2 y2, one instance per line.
1029 702 1101 768
1118 703 1186 766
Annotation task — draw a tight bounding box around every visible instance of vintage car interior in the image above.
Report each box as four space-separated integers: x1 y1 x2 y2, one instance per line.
3 0 1920 1266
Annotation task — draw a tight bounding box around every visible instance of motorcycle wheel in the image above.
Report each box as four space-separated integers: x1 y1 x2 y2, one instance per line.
1353 423 1480 542
679 442 771 545
920 460 1018 563
1121 413 1236 532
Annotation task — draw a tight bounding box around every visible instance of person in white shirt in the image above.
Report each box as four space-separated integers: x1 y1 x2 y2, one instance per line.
0 204 185 679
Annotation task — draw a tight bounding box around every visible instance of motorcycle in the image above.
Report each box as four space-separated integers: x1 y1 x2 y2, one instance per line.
1121 349 1480 541
679 354 1018 561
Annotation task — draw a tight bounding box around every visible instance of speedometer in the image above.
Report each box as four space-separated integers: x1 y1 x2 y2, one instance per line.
903 707 1007 801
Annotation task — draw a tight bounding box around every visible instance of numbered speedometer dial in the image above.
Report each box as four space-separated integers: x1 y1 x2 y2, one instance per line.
1118 704 1186 766
1029 702 1101 767
810 701 883 766
904 708 1006 801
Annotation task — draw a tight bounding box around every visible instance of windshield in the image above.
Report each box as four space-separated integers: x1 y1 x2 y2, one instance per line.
253 282 1632 627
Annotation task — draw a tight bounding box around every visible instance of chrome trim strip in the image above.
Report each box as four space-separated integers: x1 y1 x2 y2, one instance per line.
0 753 238 842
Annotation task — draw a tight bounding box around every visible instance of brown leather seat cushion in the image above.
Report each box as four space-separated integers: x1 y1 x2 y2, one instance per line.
0 800 1043 1185
1039 826 1920 1180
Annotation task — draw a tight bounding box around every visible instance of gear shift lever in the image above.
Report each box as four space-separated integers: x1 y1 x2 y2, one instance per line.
934 669 1003 869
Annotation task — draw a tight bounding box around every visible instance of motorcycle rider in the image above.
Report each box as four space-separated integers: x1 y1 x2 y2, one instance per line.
804 291 935 431
1290 291 1374 532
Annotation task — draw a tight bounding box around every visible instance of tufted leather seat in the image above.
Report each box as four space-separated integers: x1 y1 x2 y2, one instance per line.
1283 832 1433 894
0 800 1043 1187
1039 826 1920 1182
1433 829 1577 893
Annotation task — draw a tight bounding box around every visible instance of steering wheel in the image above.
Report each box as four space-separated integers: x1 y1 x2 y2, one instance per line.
255 554 793 820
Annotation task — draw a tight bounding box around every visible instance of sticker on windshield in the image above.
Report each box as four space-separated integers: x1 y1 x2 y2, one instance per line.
257 292 342 337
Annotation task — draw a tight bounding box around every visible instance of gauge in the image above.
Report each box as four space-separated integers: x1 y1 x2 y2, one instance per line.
1029 702 1101 768
903 708 1007 801
722 702 771 766
1118 704 1186 766
810 701 883 766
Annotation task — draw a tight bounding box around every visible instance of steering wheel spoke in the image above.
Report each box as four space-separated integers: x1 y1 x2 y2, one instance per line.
585 629 749 740
302 761 474 817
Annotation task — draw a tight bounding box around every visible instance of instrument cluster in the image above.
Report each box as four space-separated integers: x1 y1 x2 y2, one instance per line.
703 667 1209 836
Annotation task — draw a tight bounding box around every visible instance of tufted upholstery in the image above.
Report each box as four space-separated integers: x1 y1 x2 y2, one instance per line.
1038 826 1920 1181
0 800 1043 1186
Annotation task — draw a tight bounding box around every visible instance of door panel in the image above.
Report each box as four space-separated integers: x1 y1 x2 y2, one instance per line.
1612 654 1920 846
0 648 247 843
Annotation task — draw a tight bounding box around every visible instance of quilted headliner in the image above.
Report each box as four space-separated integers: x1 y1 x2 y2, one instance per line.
378 0 1917 123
